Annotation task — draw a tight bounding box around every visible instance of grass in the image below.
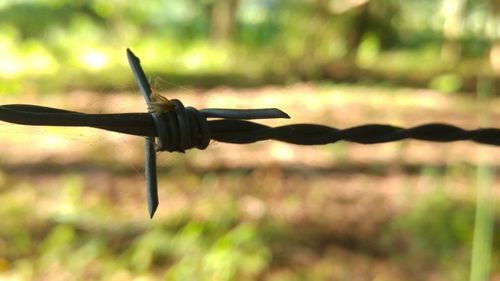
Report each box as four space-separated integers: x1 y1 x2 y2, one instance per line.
0 84 499 280
470 76 496 281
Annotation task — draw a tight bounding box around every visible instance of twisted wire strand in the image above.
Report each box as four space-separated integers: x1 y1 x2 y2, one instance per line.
1 103 498 146
208 120 500 146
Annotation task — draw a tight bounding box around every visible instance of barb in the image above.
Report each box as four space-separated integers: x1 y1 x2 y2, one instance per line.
0 49 498 218
127 48 167 218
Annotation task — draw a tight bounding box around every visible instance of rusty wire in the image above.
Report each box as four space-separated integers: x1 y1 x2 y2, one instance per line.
0 49 498 217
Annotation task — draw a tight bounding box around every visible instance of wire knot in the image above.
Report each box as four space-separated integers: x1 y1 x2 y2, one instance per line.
151 99 210 153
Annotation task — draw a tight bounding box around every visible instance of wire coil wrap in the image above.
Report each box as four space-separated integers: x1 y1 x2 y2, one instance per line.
153 99 210 152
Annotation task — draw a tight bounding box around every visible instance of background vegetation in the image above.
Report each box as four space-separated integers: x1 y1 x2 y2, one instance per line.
1 0 499 92
0 0 499 280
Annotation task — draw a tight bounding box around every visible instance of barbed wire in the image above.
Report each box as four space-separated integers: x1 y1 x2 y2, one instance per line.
0 49 498 218
2 104 497 146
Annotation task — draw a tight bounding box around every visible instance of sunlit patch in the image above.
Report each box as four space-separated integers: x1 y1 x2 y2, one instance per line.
183 51 203 70
0 55 22 77
81 50 108 70
490 44 500 74
269 143 295 161
24 47 58 75
39 133 74 148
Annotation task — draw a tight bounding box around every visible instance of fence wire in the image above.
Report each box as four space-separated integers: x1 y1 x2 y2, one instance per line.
0 49 498 217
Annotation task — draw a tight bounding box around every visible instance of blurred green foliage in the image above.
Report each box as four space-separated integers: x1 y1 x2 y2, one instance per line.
0 171 274 280
0 0 498 93
1 160 498 280
0 1 499 280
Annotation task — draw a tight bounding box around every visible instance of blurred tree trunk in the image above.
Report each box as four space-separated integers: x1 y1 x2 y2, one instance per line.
332 1 370 60
299 0 335 79
441 0 465 64
339 0 399 59
328 0 371 53
344 2 370 59
207 0 239 43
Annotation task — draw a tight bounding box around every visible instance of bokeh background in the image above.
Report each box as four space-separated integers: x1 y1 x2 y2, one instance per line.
0 0 499 280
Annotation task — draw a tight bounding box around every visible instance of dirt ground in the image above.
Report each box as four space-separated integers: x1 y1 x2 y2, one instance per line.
0 84 499 280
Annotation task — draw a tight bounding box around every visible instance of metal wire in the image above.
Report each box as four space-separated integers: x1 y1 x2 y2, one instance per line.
2 104 498 146
0 49 498 218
